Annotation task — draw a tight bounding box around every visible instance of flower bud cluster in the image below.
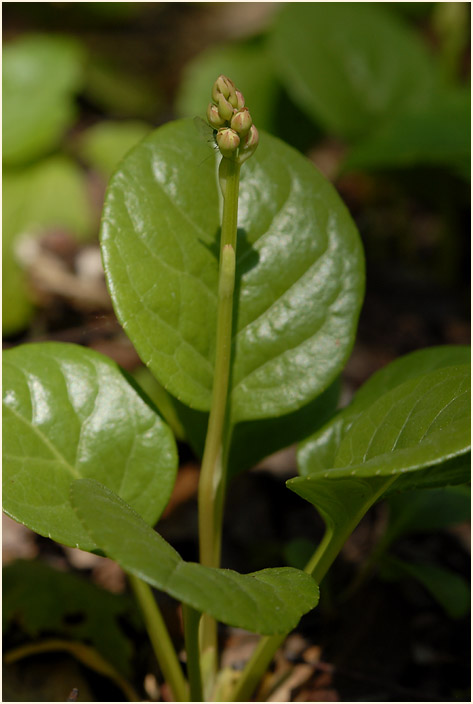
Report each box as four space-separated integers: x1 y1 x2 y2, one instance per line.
207 75 259 163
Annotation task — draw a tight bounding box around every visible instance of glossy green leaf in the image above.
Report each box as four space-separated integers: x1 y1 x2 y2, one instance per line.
71 479 319 635
3 156 94 335
3 342 177 551
101 118 364 423
380 556 470 619
331 365 470 483
3 560 140 677
175 40 280 134
299 346 470 478
344 89 470 176
78 120 151 178
270 3 436 139
288 365 470 562
3 34 84 165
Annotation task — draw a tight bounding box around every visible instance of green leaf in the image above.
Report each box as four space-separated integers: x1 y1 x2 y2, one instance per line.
3 342 178 551
3 34 84 165
343 88 470 176
331 365 470 484
71 479 319 635
270 3 437 139
380 556 470 619
3 156 95 335
175 40 280 134
3 560 140 677
142 376 340 477
101 118 364 423
299 346 470 477
78 120 152 178
288 365 470 568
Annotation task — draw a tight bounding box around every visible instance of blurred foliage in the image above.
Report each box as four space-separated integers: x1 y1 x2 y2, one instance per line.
3 560 141 677
3 156 94 335
353 486 471 617
380 555 470 619
270 3 438 140
3 2 470 336
84 57 160 120
3 34 85 166
78 120 152 178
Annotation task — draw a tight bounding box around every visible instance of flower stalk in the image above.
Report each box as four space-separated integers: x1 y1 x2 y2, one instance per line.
197 75 258 693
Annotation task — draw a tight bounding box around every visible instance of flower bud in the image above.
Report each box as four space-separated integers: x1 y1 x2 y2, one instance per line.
235 90 245 110
207 103 225 129
230 107 252 137
237 124 259 164
217 93 234 122
244 124 259 149
216 127 240 158
212 74 234 103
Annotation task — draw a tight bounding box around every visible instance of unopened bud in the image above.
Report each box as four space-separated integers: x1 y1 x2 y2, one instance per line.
235 90 245 110
230 107 252 137
227 89 238 109
216 127 240 158
212 74 235 103
217 93 234 122
237 125 259 164
207 103 225 129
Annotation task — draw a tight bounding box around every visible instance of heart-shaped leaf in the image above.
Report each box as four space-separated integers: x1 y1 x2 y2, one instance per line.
288 364 470 567
71 478 319 635
299 346 470 478
3 343 177 551
270 3 437 139
101 118 364 423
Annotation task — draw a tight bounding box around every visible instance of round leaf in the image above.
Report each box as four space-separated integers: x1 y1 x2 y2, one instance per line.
101 118 364 422
3 342 178 550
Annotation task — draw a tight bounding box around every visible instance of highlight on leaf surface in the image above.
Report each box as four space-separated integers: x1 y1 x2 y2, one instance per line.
100 118 364 423
3 342 178 551
289 363 470 534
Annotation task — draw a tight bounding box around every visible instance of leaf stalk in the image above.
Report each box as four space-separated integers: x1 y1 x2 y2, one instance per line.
128 574 188 702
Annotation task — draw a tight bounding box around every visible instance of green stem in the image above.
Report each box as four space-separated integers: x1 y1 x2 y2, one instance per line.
198 157 240 679
183 605 204 702
128 574 188 702
230 478 397 702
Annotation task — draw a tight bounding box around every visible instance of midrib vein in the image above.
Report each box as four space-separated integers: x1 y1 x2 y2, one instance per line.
5 404 81 479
